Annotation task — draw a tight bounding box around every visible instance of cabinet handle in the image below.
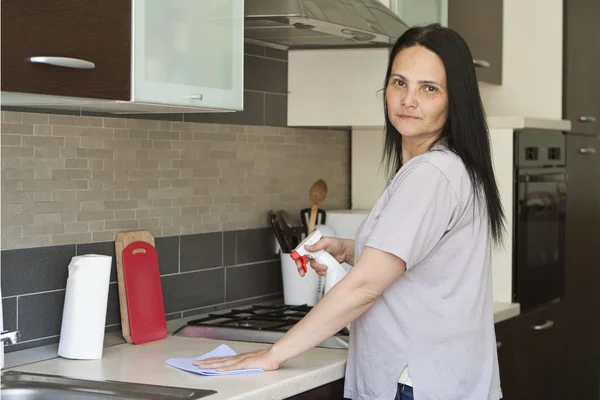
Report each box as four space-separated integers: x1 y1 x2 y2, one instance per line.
578 116 597 123
473 59 490 68
29 56 95 69
189 94 203 100
531 320 554 331
579 148 597 155
496 341 502 349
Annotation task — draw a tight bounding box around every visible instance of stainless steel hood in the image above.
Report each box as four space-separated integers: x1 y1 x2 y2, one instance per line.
244 0 409 49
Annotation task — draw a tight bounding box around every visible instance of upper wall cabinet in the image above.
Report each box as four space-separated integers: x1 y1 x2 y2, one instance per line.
392 0 448 27
1 0 244 113
391 0 503 85
563 0 599 135
447 0 503 85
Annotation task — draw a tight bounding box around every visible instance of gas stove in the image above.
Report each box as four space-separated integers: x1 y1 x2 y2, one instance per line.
173 304 350 350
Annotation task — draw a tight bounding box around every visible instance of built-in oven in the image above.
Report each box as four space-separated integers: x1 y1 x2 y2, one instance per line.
513 130 567 312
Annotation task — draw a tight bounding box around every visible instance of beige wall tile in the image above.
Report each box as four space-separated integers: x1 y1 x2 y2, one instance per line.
1 111 350 250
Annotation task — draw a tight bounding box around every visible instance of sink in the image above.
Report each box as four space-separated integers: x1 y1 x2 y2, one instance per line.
1 371 217 400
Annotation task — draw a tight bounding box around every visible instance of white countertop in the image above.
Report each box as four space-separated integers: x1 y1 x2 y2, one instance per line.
9 336 347 400
486 116 571 131
6 302 520 399
493 301 520 323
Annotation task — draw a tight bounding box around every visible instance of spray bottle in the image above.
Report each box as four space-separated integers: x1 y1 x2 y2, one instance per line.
290 229 351 297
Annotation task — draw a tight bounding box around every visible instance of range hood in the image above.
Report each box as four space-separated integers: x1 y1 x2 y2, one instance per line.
244 0 409 49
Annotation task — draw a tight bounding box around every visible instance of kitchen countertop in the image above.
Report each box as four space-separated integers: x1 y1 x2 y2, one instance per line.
493 301 520 323
8 336 347 400
5 301 521 399
486 116 571 131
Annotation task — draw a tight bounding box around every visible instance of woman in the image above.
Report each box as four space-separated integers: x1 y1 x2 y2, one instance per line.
195 23 505 400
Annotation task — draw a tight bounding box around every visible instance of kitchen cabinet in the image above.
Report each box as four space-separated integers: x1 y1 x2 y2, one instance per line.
447 0 503 85
1 0 243 113
288 48 389 127
513 301 567 399
286 378 345 399
563 0 600 136
391 0 448 27
495 302 567 399
389 0 502 84
495 318 519 399
562 133 600 399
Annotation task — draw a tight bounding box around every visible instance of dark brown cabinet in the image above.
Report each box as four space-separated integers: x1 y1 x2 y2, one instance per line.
448 0 503 84
563 0 600 136
1 0 131 100
514 302 567 399
495 302 567 399
495 318 519 399
563 133 600 399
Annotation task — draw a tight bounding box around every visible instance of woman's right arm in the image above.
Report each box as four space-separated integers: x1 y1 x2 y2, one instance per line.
295 237 355 277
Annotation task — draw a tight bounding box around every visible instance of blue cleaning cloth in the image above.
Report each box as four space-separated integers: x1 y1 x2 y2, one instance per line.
165 344 264 376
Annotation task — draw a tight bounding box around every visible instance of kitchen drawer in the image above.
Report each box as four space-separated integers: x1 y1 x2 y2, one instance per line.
513 301 567 399
1 0 131 100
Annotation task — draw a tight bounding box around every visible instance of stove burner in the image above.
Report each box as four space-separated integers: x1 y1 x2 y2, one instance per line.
187 304 349 336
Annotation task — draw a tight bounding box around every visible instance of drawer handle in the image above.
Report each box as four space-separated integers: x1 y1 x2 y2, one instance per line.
579 148 597 155
473 59 490 68
29 56 95 69
531 320 554 331
578 116 597 123
189 94 203 100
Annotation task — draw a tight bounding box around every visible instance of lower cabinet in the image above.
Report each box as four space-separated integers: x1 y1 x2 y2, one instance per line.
496 301 567 399
285 378 345 400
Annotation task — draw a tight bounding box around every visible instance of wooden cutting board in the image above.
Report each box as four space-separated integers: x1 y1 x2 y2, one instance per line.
115 230 166 344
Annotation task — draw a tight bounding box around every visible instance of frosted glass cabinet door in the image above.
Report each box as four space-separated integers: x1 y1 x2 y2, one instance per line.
392 0 448 26
132 0 243 111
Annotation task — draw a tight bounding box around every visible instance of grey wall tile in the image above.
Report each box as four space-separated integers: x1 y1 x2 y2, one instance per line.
226 261 282 302
166 312 183 321
183 90 264 126
105 283 121 326
18 291 65 342
181 293 283 318
245 55 287 94
155 236 179 275
5 336 60 353
236 228 277 264
77 242 117 283
266 48 288 61
265 94 288 127
2 297 17 331
180 232 222 272
244 43 266 56
161 269 225 314
223 231 236 266
1 245 75 297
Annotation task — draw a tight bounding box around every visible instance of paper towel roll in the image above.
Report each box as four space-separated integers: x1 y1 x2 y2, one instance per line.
58 254 112 360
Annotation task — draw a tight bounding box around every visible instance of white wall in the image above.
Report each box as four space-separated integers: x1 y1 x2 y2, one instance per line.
479 0 564 119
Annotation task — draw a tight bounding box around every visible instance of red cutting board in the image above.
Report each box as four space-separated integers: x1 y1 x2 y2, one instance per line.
120 240 167 344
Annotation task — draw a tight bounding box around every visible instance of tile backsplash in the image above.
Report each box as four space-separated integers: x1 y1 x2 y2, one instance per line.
0 111 350 352
1 111 349 249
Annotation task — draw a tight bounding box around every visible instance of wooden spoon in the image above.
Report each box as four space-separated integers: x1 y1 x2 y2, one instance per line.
307 179 328 234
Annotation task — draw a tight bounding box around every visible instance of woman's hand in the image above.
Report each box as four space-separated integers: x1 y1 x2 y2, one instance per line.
193 347 282 372
295 237 354 277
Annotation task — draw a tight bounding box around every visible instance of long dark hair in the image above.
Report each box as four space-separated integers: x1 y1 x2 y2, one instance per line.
382 23 505 244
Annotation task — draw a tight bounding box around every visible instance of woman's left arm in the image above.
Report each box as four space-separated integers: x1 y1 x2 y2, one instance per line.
195 247 406 371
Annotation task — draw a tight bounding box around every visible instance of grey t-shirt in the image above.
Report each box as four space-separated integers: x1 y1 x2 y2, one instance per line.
343 145 502 400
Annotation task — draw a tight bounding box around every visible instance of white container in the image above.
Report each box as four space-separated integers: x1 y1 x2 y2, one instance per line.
58 254 112 360
280 252 321 306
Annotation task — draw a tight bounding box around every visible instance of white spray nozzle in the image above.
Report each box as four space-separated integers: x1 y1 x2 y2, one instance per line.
290 230 324 262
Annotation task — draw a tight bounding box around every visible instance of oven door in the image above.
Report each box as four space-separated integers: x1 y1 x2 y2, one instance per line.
515 168 567 311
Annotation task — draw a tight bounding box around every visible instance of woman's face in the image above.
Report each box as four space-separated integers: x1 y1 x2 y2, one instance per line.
385 45 448 141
